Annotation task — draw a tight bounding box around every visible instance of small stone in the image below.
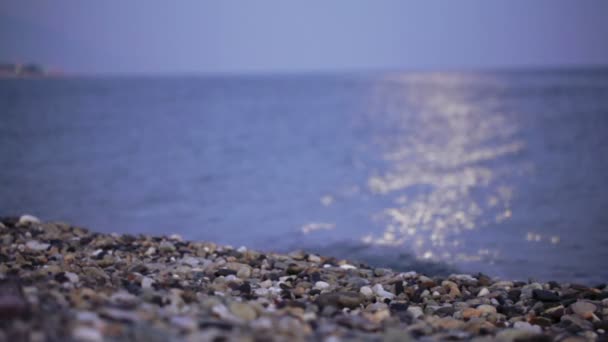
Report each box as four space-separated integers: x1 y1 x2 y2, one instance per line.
450 274 478 285
571 301 597 317
141 277 154 289
181 256 200 267
254 288 268 297
159 241 176 252
477 304 497 315
236 266 252 279
315 292 363 309
100 308 139 323
407 306 424 319
110 291 138 308
532 289 560 302
144 247 156 256
308 254 321 263
314 281 330 290
229 302 257 321
339 264 357 270
418 275 434 287
372 284 395 299
561 314 594 331
543 304 564 320
360 286 373 297
462 308 482 320
72 326 103 342
26 240 50 251
288 250 306 260
442 280 461 298
18 214 41 225
215 269 237 277
170 316 197 331
477 287 490 297
374 268 390 277
495 328 543 342
435 306 456 317
259 279 272 288
65 272 79 283
513 321 543 333
529 316 553 327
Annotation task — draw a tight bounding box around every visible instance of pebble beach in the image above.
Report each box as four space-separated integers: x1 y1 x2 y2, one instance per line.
1 216 607 342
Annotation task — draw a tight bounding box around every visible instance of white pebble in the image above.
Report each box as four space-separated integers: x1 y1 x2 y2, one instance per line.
372 284 395 299
19 214 41 225
513 321 542 333
339 264 357 270
307 254 321 263
72 326 103 342
26 240 50 251
65 272 79 283
360 286 373 297
478 287 490 297
407 306 424 319
145 247 156 255
401 271 418 278
254 288 269 296
169 234 183 241
237 246 247 253
314 281 330 290
91 249 104 257
141 277 155 289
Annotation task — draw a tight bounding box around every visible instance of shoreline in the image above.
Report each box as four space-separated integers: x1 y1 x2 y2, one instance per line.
0 216 606 341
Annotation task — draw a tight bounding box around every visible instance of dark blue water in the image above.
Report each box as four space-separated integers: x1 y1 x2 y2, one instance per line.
2 70 608 284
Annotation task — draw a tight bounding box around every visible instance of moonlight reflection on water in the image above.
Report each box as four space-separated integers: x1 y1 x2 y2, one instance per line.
349 73 535 266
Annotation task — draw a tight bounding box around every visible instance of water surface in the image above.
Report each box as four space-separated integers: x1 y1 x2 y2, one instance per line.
1 70 607 284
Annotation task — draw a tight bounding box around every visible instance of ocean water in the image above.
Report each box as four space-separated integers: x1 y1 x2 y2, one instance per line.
1 70 608 284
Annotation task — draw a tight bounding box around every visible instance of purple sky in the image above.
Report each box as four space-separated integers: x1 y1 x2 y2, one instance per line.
1 0 607 74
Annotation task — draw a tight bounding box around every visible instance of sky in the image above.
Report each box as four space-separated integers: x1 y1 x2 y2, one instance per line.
1 0 607 74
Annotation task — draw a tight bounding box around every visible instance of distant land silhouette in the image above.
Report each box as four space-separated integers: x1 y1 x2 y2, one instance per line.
0 63 61 78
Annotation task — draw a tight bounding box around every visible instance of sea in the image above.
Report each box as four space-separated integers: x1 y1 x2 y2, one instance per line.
1 69 608 285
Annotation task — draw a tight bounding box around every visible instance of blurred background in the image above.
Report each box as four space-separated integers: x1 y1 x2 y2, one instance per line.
1 1 608 284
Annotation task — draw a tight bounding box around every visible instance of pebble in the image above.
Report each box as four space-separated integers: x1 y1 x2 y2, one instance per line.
477 304 497 315
407 306 424 319
229 302 257 321
25 240 50 251
18 214 41 225
532 289 560 302
372 284 395 299
307 254 321 263
360 286 373 298
236 266 252 279
159 241 176 252
65 272 79 283
477 287 490 297
141 277 154 289
512 321 542 334
314 281 330 290
462 308 482 320
171 316 197 331
339 264 357 270
571 300 597 317
0 217 603 342
72 326 103 342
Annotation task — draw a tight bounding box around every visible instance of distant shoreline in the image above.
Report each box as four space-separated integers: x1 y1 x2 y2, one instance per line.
0 63 63 79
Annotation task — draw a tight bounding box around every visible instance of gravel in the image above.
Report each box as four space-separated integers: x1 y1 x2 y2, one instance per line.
1 215 607 341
